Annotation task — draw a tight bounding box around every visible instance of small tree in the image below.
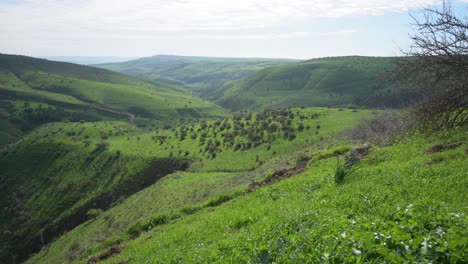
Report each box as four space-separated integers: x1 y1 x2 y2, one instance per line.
95 141 109 150
398 0 467 129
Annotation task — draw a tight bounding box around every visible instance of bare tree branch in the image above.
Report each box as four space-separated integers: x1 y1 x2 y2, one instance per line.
397 0 467 130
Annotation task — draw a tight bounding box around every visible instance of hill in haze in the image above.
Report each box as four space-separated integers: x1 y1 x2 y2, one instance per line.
95 55 299 97
0 53 228 145
216 56 416 111
43 56 139 65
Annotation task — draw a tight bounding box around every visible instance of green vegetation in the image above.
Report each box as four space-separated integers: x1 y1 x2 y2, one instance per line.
0 53 228 139
1 107 369 263
2 53 466 264
26 123 467 263
95 55 298 97
0 117 22 146
217 56 416 111
0 121 190 263
95 55 416 112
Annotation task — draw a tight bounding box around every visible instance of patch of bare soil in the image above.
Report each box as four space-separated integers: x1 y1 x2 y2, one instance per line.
426 142 462 154
249 160 308 190
86 245 123 264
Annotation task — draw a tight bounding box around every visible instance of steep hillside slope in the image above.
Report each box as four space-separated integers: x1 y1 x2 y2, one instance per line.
102 128 468 263
95 55 298 97
27 122 467 263
0 122 190 263
0 53 227 136
217 56 415 111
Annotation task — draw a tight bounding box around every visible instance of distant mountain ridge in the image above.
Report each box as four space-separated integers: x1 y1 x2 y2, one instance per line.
43 56 139 65
95 55 299 96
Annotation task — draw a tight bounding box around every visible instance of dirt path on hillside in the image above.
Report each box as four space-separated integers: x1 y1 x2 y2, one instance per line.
91 105 136 124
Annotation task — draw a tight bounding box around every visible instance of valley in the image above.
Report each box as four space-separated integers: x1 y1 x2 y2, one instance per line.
0 45 466 263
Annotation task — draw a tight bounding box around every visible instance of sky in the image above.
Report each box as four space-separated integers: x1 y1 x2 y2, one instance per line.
0 0 466 59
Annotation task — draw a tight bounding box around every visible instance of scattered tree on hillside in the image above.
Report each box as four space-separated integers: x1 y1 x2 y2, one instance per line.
399 0 467 129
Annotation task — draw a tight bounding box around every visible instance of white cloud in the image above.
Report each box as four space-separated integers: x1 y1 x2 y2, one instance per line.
210 32 311 40
0 0 441 34
318 29 360 36
201 30 359 40
1 0 452 57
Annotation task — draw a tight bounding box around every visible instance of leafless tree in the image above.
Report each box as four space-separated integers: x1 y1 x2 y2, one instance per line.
398 0 467 130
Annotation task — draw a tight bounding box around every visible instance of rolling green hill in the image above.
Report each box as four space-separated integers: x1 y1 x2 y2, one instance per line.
0 53 228 142
95 55 298 97
217 56 416 111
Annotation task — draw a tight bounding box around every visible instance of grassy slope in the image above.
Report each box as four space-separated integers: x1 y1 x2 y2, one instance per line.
0 53 228 133
217 56 416 111
0 121 192 263
95 55 298 97
16 108 369 263
32 126 467 263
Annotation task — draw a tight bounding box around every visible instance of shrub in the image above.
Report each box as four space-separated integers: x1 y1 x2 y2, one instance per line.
286 132 296 140
334 158 356 185
205 193 234 207
181 205 201 215
95 141 110 149
346 113 409 145
66 242 82 261
298 123 305 131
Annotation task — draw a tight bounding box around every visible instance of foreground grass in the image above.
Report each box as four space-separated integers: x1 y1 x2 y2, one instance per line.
107 128 465 263
26 126 467 263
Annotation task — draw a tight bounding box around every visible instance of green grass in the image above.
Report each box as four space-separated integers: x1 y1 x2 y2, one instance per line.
0 121 187 263
6 105 466 263
24 171 256 264
95 55 298 97
217 56 416 111
69 127 466 263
